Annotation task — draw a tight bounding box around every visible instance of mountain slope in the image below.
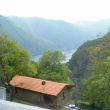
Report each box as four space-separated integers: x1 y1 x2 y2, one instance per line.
0 16 58 55
8 17 88 49
69 32 110 78
68 32 110 97
0 15 110 56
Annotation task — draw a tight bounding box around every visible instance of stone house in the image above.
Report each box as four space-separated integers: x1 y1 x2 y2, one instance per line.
10 76 73 108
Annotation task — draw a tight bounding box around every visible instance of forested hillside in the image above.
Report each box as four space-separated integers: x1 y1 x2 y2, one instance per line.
68 32 110 109
69 32 110 79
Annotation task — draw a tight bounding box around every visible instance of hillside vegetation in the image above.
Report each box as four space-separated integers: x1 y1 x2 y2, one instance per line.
69 32 110 79
68 33 110 109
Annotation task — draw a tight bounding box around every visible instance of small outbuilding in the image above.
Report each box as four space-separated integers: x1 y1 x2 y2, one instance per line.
0 87 6 100
10 76 73 108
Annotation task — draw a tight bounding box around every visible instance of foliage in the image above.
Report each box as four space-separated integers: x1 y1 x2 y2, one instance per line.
68 33 110 109
38 50 71 83
81 33 110 109
82 58 110 109
0 35 37 85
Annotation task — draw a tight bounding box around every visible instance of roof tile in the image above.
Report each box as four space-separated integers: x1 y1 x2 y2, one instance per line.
10 76 72 96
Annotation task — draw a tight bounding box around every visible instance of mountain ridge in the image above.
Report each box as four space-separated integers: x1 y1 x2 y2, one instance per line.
0 15 110 56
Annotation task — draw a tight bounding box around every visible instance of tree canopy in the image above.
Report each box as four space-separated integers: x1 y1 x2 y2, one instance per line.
81 33 110 109
38 50 71 83
82 57 110 109
0 35 37 85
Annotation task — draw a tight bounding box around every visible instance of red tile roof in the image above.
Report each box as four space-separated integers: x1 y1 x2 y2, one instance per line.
10 76 72 96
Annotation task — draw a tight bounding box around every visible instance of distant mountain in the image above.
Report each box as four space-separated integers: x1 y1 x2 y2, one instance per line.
8 17 88 54
0 15 110 56
0 16 58 55
76 19 110 39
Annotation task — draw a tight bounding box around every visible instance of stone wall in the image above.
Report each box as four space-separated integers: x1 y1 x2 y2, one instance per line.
11 87 71 108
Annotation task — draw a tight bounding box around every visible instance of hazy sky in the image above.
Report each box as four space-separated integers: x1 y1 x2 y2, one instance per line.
0 0 110 23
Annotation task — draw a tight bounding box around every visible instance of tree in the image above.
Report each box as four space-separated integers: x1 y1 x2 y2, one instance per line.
38 50 71 83
0 35 37 85
82 57 110 109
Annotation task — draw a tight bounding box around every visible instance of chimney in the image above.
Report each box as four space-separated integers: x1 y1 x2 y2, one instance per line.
41 81 46 92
